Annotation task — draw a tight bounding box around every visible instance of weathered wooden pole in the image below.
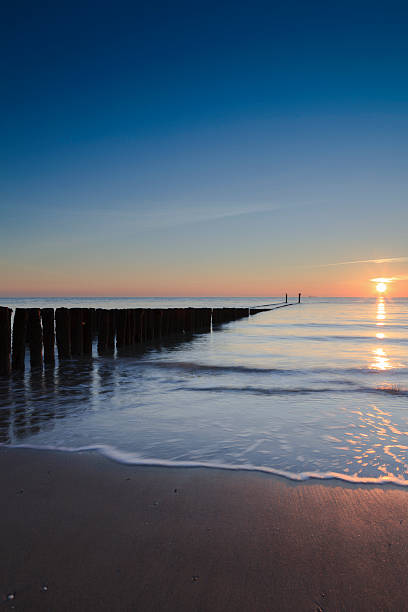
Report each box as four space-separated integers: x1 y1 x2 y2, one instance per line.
134 309 143 344
201 308 211 332
82 308 94 355
98 309 109 354
188 308 195 334
95 309 103 338
298 293 301 303
27 308 43 368
154 309 162 340
12 308 28 370
128 309 133 345
107 310 115 353
115 309 126 349
285 293 288 303
41 308 55 364
144 310 153 341
55 308 71 359
98 309 115 354
0 307 12 376
177 308 186 334
70 308 84 356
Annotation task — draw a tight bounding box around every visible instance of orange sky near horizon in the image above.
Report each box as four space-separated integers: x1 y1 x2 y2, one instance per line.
1 257 407 297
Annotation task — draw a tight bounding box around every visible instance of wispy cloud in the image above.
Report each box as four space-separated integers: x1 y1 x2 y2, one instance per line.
370 275 408 282
74 202 285 231
312 256 408 268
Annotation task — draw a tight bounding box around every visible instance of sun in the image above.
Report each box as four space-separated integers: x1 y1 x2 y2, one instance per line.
371 277 392 294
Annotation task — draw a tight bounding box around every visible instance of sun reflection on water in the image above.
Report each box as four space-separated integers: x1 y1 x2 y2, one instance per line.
370 297 393 370
371 347 391 370
338 405 408 480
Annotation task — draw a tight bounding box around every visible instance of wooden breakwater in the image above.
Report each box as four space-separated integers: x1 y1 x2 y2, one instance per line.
0 306 269 376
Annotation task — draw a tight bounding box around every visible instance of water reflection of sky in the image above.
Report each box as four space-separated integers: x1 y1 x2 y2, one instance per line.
0 297 407 485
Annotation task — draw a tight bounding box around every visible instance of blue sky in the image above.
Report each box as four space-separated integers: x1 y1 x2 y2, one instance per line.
1 0 407 295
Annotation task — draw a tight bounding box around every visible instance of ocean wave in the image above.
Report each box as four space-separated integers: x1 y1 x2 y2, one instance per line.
275 322 408 330
141 360 408 377
252 334 408 344
4 442 408 488
174 384 408 396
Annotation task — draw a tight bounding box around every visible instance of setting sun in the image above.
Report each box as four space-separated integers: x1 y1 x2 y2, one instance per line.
371 277 393 294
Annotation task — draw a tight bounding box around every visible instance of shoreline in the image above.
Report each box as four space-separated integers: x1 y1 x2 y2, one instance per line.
2 447 408 611
5 443 408 489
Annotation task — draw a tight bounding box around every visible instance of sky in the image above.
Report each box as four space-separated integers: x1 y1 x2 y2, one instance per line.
1 0 407 297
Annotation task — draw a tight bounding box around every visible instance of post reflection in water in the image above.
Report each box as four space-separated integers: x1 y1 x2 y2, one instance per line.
0 335 192 446
0 357 96 443
0 377 11 444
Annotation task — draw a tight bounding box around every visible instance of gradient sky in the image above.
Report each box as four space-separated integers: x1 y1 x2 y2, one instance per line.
1 0 407 296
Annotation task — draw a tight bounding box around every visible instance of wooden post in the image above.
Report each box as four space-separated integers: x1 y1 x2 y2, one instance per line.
12 308 27 370
298 293 301 303
28 308 43 368
70 308 84 356
95 309 103 338
285 293 288 303
115 309 126 348
107 310 115 353
82 308 94 355
0 307 12 376
134 309 143 344
55 308 71 359
127 309 136 345
41 308 55 364
98 310 115 355
153 309 162 340
144 310 153 341
201 308 211 332
98 309 109 354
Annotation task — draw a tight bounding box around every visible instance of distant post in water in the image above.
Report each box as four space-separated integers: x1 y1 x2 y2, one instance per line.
56 308 71 359
298 293 301 303
70 308 84 356
0 307 12 376
41 308 55 365
82 309 94 355
28 308 43 368
285 293 288 303
12 308 28 370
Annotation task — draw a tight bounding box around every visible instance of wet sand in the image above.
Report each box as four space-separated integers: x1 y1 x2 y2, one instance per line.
1 448 408 611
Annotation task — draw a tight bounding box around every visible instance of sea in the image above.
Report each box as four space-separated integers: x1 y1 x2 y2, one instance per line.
0 296 407 485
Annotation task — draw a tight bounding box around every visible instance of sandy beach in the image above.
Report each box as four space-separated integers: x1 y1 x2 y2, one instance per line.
1 448 408 611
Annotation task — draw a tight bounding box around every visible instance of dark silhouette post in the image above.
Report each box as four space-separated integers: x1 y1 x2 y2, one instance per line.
12 308 28 370
115 309 126 349
56 308 71 359
70 308 84 356
0 307 12 376
98 309 115 354
82 309 94 355
28 308 43 368
298 293 301 303
41 308 55 365
285 293 288 303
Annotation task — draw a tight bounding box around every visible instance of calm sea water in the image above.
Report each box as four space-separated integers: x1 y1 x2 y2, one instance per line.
1 296 407 485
